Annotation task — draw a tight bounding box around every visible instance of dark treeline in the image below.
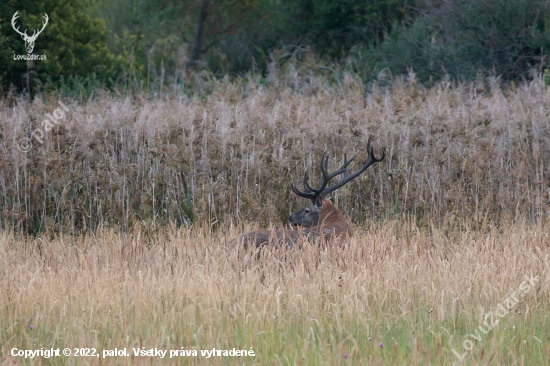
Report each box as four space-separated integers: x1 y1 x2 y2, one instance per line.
2 0 550 95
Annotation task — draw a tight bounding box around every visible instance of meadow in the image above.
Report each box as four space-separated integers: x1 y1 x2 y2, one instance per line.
1 69 550 364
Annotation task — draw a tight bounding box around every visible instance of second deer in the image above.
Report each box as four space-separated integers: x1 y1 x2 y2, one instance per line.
235 139 384 248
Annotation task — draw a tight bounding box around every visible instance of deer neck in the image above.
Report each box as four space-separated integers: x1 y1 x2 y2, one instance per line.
319 198 347 225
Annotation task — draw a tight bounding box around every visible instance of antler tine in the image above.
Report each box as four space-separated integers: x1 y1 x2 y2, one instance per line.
291 149 341 201
321 151 358 182
291 170 319 200
291 182 309 199
317 150 331 192
291 141 384 202
316 149 356 194
320 138 385 197
304 149 333 196
341 154 350 180
302 171 316 194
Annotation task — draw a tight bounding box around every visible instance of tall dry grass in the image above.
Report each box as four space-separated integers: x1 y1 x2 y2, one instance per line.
0 221 548 364
1 72 550 235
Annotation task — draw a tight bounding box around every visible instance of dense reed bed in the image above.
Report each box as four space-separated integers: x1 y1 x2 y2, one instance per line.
1 73 549 235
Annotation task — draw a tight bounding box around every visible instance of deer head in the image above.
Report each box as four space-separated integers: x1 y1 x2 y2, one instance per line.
288 139 384 231
12 11 49 54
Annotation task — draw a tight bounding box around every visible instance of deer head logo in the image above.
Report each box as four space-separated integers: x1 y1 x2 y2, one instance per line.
11 11 49 54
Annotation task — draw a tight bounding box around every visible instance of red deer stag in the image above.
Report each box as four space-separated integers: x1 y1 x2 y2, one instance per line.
235 139 384 248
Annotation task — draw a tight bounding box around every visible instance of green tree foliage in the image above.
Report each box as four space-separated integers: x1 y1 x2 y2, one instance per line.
0 0 120 94
93 0 289 79
370 0 550 82
90 0 191 88
303 0 413 58
93 0 410 81
196 0 288 73
3 0 549 95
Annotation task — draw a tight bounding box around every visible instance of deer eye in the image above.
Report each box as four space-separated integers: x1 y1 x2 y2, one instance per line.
304 209 310 214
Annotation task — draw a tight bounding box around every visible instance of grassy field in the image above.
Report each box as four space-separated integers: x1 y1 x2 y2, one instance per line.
1 222 549 365
1 71 550 364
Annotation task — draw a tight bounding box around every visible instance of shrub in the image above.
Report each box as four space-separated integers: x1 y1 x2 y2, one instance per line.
368 0 550 82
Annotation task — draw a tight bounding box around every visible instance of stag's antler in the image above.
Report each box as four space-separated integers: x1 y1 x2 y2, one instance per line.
291 139 384 202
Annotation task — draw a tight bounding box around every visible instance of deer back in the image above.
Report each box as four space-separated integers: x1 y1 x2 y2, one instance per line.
234 229 302 249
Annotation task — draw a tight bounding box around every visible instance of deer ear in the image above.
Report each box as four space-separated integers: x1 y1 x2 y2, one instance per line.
313 197 323 207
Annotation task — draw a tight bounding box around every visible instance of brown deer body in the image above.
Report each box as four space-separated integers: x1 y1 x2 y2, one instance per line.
235 140 384 248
